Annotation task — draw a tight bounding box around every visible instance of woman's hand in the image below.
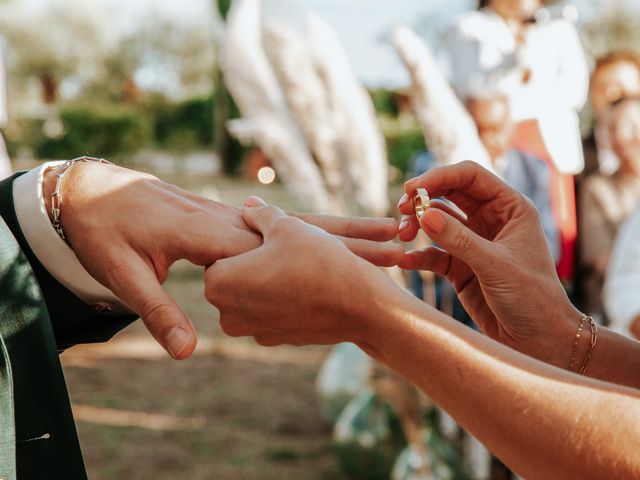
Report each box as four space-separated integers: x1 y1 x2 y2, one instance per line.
204 197 399 354
397 161 581 368
47 162 401 359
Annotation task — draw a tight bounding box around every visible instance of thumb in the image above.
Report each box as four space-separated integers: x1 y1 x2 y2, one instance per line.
109 256 197 360
419 207 495 271
242 196 288 238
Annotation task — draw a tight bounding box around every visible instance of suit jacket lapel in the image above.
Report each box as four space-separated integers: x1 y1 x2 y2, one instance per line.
0 215 87 479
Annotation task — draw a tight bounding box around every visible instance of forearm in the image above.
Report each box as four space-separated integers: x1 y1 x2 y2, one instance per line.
359 288 640 479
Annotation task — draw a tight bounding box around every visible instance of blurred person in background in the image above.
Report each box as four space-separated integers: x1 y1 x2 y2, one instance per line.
604 206 640 339
0 40 11 180
466 93 559 262
587 51 640 176
447 0 588 176
579 97 640 324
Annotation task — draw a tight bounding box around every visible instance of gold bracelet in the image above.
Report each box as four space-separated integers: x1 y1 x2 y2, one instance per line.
569 314 588 372
579 317 598 375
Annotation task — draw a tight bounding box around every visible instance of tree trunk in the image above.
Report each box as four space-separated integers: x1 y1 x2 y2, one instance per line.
40 72 58 104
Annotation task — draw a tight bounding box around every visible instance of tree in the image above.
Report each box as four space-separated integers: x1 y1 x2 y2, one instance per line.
0 0 113 103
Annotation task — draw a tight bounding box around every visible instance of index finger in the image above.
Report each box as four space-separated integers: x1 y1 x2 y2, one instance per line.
400 161 518 215
289 212 399 242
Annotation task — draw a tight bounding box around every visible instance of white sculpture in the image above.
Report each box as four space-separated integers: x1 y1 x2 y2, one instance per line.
222 0 332 213
306 14 389 217
393 26 493 173
265 22 346 215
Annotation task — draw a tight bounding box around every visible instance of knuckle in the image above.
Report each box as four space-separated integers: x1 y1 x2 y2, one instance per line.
268 216 302 236
523 196 539 217
255 336 281 347
255 205 278 223
140 300 178 331
102 256 133 288
219 317 244 337
204 270 221 303
453 229 475 254
460 159 475 168
343 218 355 237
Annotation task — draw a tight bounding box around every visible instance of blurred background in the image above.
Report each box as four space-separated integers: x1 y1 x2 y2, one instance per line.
2 0 640 479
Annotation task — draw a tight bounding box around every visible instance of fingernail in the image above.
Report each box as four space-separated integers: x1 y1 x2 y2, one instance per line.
244 196 267 208
397 193 409 207
399 219 409 231
166 327 191 358
422 210 445 234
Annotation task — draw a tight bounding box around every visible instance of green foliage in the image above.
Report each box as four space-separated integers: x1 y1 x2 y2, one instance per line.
6 86 424 177
369 89 399 116
5 92 249 166
217 0 233 20
386 129 426 177
36 104 152 161
379 115 426 177
144 95 214 151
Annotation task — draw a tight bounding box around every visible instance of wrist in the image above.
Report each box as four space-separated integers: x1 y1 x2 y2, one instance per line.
541 302 586 370
42 165 57 224
41 158 108 245
340 261 400 347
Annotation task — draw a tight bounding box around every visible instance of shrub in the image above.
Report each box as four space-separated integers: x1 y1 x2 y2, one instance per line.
369 89 399 117
36 104 152 160
145 94 214 151
379 115 426 177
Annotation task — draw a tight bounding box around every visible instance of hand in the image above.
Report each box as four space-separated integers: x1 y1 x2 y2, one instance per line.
45 163 401 359
397 161 581 367
204 197 399 352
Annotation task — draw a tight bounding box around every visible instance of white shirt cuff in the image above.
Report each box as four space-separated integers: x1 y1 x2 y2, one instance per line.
13 162 132 313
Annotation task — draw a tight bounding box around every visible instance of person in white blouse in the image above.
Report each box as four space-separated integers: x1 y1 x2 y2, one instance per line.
446 0 589 175
605 206 640 339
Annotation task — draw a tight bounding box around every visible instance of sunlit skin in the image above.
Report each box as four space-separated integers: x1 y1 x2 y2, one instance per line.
609 100 640 177
41 162 402 360
205 163 640 478
590 61 640 118
466 96 514 164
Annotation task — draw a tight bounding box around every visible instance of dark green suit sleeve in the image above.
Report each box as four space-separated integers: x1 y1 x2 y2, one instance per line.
0 172 137 350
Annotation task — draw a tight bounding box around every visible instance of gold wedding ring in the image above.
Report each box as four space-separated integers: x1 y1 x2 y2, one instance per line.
413 188 430 219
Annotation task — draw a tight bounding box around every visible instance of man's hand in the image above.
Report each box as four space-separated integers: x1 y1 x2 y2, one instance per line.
45 163 401 359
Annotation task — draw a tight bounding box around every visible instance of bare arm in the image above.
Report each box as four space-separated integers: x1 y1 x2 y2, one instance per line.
204 197 640 479
363 285 640 480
